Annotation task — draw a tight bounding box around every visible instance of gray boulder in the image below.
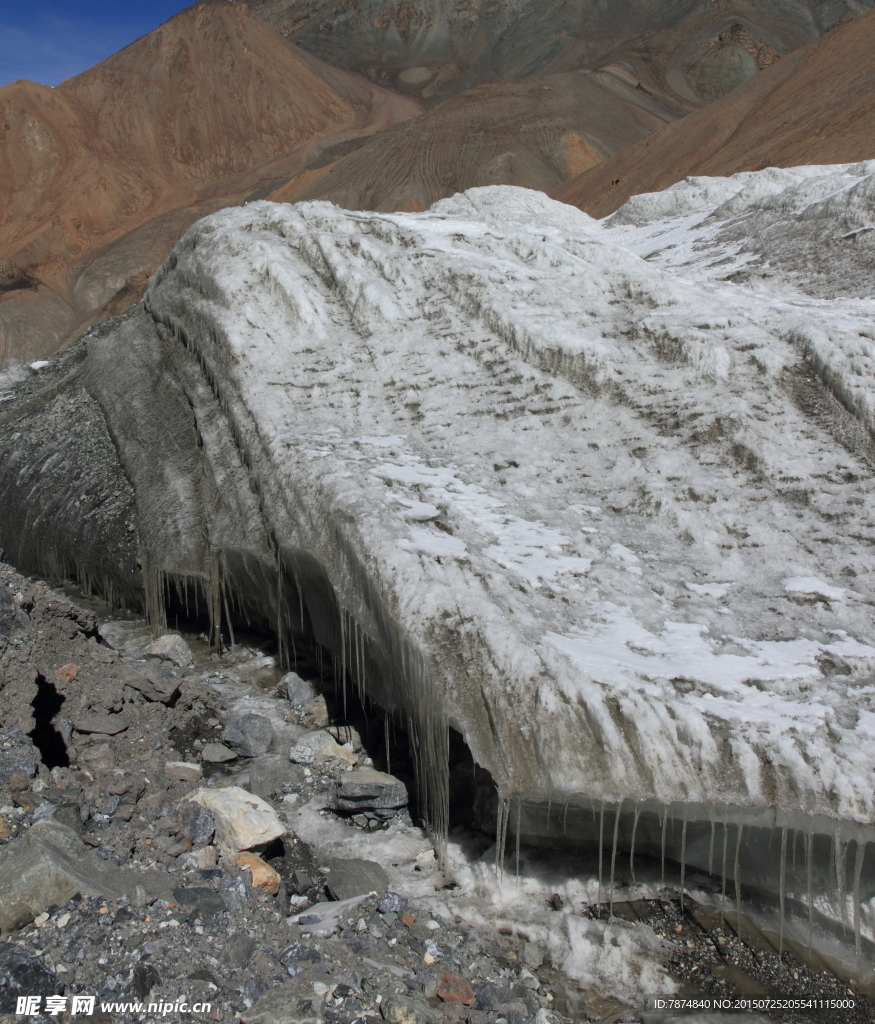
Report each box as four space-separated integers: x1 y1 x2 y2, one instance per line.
0 942 63 1013
0 820 126 931
248 755 305 801
324 857 389 901
143 634 192 668
330 767 408 812
118 662 179 703
281 672 317 706
201 742 237 763
222 714 273 758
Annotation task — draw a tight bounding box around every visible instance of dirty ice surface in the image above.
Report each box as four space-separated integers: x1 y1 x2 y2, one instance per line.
145 166 875 828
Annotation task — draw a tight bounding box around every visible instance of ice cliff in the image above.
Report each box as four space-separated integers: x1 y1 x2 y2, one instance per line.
2 163 875 961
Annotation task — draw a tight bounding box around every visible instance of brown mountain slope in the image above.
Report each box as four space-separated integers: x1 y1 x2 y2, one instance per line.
273 67 682 211
552 8 875 217
0 3 419 361
226 0 874 107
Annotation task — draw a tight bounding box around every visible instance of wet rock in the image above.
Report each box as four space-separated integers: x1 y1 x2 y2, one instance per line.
0 942 63 1013
233 852 281 895
0 820 125 932
289 732 356 767
118 662 178 703
281 672 317 706
72 712 129 735
164 760 203 782
187 786 284 855
222 714 273 758
324 858 389 901
201 742 237 763
177 801 215 848
330 766 407 812
143 634 192 669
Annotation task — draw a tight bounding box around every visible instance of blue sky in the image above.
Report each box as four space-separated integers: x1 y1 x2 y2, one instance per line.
0 1 194 87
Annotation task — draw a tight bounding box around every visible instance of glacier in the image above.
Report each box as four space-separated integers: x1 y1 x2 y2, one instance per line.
2 163 875 972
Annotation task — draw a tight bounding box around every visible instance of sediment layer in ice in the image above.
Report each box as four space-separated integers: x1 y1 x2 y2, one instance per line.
132 167 875 827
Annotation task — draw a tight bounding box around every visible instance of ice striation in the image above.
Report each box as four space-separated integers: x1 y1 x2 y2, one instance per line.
2 164 875 968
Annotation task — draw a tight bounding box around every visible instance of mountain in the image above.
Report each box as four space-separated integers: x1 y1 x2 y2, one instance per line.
229 0 873 106
0 3 419 361
552 7 875 216
275 67 681 211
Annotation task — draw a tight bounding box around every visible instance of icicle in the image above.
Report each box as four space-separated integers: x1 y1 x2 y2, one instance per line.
835 829 847 937
708 814 716 876
734 811 743 938
679 808 688 912
720 809 729 925
384 714 391 777
807 829 814 954
779 826 787 956
515 800 522 884
494 797 506 878
852 831 864 975
609 801 621 921
660 803 668 889
597 801 605 918
630 803 640 886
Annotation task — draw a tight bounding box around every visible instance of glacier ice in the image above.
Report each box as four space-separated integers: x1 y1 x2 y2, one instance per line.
2 164 875 966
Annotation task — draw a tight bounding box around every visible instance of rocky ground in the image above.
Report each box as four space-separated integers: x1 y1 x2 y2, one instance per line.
0 563 871 1024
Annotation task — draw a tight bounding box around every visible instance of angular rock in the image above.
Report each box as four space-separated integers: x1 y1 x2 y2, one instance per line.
299 695 329 728
127 963 161 999
288 894 370 938
233 851 281 894
0 730 37 787
0 820 125 932
0 942 63 1014
72 712 129 735
377 892 409 914
281 672 317 706
53 663 77 684
98 621 136 651
172 886 227 920
222 714 273 758
143 633 192 668
77 742 114 769
331 767 407 812
177 801 215 848
327 724 362 750
324 857 389 901
164 760 202 783
289 732 356 767
201 742 237 763
187 786 284 855
0 588 31 640
241 983 320 1024
219 932 258 969
249 755 304 801
380 995 430 1024
118 662 179 703
436 973 474 1005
